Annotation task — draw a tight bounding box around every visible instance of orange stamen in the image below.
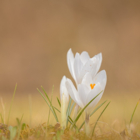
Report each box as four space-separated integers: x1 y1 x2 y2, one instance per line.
90 84 95 89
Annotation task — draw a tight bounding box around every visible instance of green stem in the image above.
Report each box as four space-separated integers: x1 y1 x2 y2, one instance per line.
85 113 90 135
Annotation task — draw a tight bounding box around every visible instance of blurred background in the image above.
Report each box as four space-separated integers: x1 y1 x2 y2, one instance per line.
0 0 140 127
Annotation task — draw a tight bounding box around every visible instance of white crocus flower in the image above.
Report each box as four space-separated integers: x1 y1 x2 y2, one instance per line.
67 48 102 85
60 76 69 129
66 70 107 115
67 49 102 120
66 70 106 134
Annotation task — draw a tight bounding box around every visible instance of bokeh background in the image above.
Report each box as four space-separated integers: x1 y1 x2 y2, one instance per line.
0 0 140 128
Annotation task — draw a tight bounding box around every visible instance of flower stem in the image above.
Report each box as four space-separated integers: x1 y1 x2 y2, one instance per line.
85 113 90 135
61 93 67 129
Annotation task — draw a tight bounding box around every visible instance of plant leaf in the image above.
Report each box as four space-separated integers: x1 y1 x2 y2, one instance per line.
57 97 61 107
68 116 77 129
66 98 72 127
130 99 140 125
7 84 17 125
47 86 54 124
41 86 59 122
69 102 75 116
67 102 75 128
53 106 61 113
37 88 58 122
90 100 107 116
79 100 107 131
9 126 17 140
92 101 111 136
72 91 103 128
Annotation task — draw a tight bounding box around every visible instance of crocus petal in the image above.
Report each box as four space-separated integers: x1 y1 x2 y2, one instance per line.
65 78 84 108
78 53 102 84
90 53 102 77
60 76 69 101
80 51 90 65
92 70 107 89
81 70 107 90
74 53 83 84
78 59 97 83
78 84 90 107
67 49 76 81
86 83 103 113
81 72 93 88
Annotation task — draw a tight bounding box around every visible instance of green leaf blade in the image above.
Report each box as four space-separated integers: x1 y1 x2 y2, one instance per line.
129 99 140 124
92 101 111 136
41 86 59 122
72 91 103 128
37 88 58 122
7 84 17 125
57 97 61 107
78 100 107 131
66 98 72 127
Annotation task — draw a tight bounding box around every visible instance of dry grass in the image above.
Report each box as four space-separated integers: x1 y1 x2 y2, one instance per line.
0 90 140 140
0 120 140 140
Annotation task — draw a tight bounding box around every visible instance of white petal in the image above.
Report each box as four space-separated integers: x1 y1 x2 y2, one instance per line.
67 49 76 81
90 53 102 77
65 78 83 108
78 59 97 83
82 70 107 90
81 72 92 88
86 83 104 113
74 53 83 84
60 76 69 101
79 53 102 81
80 51 90 65
92 70 107 89
77 84 89 107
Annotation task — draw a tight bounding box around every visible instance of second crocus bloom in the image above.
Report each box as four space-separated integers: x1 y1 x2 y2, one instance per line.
65 70 107 134
65 70 107 114
60 76 69 129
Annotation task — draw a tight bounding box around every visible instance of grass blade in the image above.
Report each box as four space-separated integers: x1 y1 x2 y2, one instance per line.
78 120 84 131
47 87 53 124
69 102 75 116
17 114 24 140
41 86 59 122
129 99 140 124
0 97 5 124
0 113 4 123
90 100 107 116
66 98 72 115
53 106 61 113
37 88 52 109
68 118 73 124
37 88 58 122
92 101 111 136
68 116 78 129
28 95 32 127
57 97 61 107
72 91 103 128
66 98 72 127
77 108 81 114
68 102 75 127
68 116 73 123
7 84 17 125
78 100 107 131
41 86 51 103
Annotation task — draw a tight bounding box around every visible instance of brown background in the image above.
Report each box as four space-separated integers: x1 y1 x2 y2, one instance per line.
0 0 140 94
